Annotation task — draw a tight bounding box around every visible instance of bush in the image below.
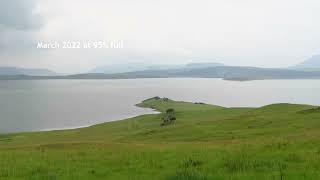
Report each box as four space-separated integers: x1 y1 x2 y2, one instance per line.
169 117 176 121
163 98 169 101
161 108 176 126
166 108 175 114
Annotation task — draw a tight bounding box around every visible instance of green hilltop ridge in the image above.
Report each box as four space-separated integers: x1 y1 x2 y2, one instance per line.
1 97 320 179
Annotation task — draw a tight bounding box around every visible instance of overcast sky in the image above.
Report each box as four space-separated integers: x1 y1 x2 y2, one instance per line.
0 0 319 73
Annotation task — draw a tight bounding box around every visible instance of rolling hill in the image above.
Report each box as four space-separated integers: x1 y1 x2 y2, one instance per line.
1 97 320 179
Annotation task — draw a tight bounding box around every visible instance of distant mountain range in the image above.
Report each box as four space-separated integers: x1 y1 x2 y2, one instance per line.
1 57 320 81
2 66 320 81
293 55 320 70
0 67 57 76
90 62 224 74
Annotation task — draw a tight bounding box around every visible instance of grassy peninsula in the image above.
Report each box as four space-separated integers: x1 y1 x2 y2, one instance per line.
1 97 320 179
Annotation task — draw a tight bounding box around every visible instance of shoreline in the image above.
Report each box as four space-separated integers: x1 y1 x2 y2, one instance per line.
0 107 160 135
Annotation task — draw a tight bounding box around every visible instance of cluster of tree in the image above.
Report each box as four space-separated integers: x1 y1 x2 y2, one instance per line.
153 96 160 100
151 96 169 101
161 108 176 126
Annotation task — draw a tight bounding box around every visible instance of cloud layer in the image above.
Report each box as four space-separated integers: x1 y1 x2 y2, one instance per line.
0 0 319 72
0 0 42 30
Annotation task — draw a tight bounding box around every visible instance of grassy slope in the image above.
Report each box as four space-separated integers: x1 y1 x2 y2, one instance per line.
1 97 320 179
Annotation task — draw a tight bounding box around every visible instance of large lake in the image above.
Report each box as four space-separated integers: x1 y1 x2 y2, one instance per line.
1 78 320 133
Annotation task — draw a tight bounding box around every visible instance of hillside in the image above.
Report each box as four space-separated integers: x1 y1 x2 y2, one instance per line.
89 63 224 74
2 65 320 81
0 67 57 76
1 97 320 179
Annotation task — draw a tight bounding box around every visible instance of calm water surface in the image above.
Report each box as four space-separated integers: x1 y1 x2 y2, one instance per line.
1 78 319 133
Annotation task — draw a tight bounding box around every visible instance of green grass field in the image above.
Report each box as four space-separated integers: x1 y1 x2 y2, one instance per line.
1 97 320 180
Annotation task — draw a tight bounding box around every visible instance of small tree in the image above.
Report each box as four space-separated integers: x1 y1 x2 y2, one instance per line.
161 108 176 126
166 108 175 114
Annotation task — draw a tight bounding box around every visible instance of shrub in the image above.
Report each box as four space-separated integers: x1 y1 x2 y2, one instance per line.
169 117 176 121
163 98 169 101
161 108 176 126
166 108 175 114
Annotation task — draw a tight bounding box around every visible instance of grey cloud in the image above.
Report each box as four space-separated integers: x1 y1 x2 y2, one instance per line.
0 0 43 31
0 0 44 54
1 0 320 72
